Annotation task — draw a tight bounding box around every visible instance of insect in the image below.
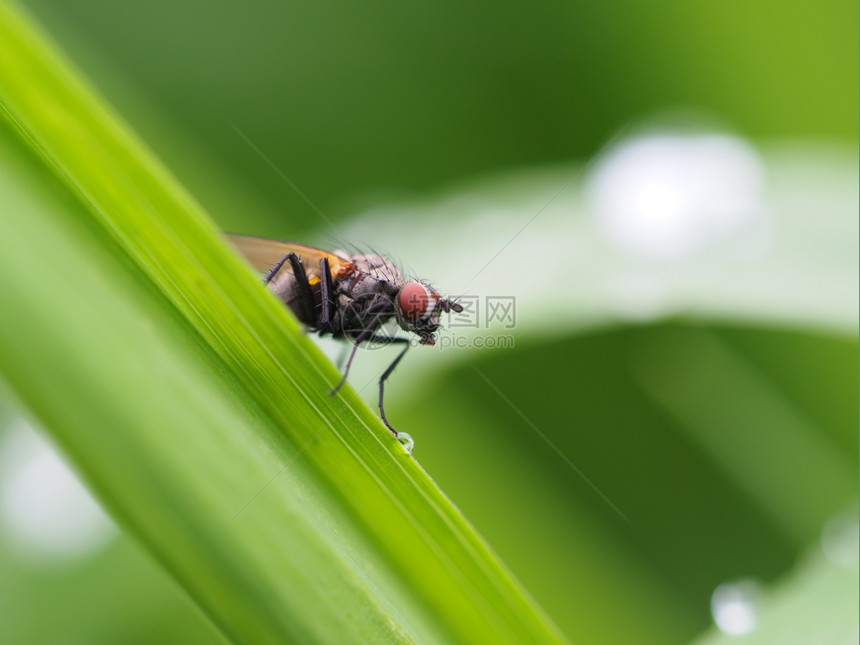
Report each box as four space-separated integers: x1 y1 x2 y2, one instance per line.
228 234 463 438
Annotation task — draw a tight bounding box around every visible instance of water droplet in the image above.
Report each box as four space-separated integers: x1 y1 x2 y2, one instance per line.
396 433 414 455
711 579 760 636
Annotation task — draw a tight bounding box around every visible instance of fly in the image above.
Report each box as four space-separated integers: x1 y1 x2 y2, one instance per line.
228 234 463 438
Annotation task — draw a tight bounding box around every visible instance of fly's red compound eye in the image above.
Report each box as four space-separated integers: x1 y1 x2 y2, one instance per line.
398 281 436 321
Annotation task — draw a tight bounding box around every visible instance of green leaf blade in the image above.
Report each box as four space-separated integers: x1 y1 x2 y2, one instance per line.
0 3 565 643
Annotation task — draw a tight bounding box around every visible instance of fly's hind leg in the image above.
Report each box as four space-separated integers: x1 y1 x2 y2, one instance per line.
317 257 337 334
265 252 314 325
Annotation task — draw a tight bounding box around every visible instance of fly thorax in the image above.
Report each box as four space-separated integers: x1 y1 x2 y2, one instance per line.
351 254 403 283
336 256 400 337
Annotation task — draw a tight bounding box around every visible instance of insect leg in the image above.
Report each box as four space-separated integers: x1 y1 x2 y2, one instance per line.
330 311 385 395
374 337 411 436
263 253 290 285
265 252 315 325
334 343 350 371
318 257 337 334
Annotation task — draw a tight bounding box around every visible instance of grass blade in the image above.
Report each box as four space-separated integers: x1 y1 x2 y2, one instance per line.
0 2 565 643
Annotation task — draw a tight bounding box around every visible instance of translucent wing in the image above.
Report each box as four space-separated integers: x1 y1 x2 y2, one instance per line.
227 234 350 280
228 234 355 324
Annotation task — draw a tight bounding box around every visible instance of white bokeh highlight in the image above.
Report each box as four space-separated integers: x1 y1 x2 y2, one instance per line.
0 419 116 565
588 133 766 260
710 579 761 636
820 511 859 569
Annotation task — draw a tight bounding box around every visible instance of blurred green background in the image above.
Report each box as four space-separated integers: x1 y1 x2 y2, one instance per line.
0 1 856 643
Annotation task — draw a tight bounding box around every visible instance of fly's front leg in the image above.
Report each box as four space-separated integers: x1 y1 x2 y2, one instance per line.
331 332 411 437
374 337 411 436
265 252 315 325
